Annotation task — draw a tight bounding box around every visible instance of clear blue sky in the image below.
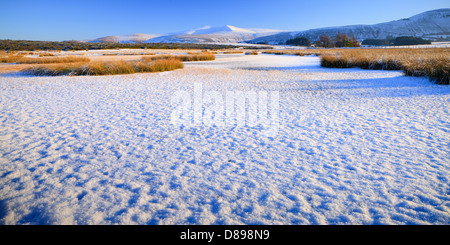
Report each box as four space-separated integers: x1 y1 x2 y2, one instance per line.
0 0 448 41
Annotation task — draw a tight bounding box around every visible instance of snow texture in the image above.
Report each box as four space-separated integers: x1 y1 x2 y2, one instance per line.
0 54 449 225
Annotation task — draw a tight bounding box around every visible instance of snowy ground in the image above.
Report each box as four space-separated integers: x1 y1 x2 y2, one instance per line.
0 54 449 225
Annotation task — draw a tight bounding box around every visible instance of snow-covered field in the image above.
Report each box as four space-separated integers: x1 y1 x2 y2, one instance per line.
0 54 449 225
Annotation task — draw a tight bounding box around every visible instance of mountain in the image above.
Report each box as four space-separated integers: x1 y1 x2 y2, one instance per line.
144 25 285 43
87 25 283 44
249 8 450 45
89 33 161 43
86 9 450 45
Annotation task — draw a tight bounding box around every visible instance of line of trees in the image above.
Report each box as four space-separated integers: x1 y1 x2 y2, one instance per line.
287 34 431 48
285 37 311 47
362 36 432 46
315 33 360 48
286 33 360 48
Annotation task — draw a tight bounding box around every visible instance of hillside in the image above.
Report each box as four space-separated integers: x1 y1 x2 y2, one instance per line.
145 25 284 43
249 8 450 44
88 34 161 43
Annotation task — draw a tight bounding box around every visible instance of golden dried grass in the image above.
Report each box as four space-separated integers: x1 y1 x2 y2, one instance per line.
319 48 449 84
264 48 449 84
1 55 89 64
22 58 183 76
141 52 215 62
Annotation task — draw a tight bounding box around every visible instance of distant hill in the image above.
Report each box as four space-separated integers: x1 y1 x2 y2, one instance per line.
86 9 450 45
249 8 450 44
144 25 285 44
87 25 284 44
88 34 161 43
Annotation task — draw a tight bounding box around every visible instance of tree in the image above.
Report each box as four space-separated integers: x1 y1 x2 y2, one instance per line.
335 32 343 47
335 33 360 47
347 35 360 47
316 35 334 48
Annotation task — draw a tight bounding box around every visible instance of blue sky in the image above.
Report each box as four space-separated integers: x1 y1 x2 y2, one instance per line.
0 0 448 41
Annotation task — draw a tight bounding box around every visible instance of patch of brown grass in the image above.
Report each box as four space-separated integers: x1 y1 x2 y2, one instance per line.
38 52 55 57
142 52 215 62
22 58 183 76
219 50 244 54
319 48 450 84
0 55 23 63
263 48 450 84
245 51 259 55
1 55 89 64
263 49 335 56
402 57 449 84
17 56 90 64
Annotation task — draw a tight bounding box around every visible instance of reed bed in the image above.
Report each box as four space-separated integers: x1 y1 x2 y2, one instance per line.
264 48 449 84
141 52 215 62
22 58 183 76
262 49 337 56
319 48 449 84
0 55 24 63
401 57 449 84
1 55 90 64
38 52 56 57
245 51 259 55
101 52 156 56
215 50 244 54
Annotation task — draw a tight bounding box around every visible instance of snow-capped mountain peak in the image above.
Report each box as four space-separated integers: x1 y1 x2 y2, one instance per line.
87 33 161 43
87 9 450 45
171 25 263 35
87 25 285 44
144 25 285 44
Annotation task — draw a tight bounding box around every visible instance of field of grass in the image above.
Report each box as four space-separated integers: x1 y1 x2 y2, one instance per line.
212 50 244 54
22 58 184 76
141 52 215 62
262 49 335 56
4 48 448 83
1 55 90 64
264 48 450 84
320 48 449 84
1 51 217 75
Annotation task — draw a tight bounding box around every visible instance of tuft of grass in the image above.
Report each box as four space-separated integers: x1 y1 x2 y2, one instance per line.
319 48 449 84
220 50 244 54
142 52 215 62
262 49 330 56
38 52 55 57
265 48 449 84
0 55 23 63
22 58 183 76
320 54 402 70
402 57 449 85
245 51 259 55
17 56 90 64
1 55 89 64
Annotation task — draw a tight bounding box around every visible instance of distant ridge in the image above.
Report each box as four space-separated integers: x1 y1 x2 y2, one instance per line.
87 25 284 44
88 33 161 43
144 25 285 44
86 9 450 45
249 8 450 44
